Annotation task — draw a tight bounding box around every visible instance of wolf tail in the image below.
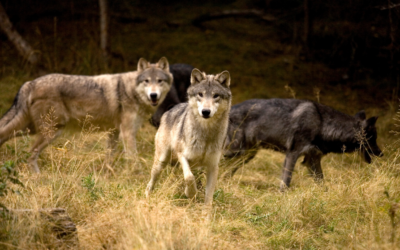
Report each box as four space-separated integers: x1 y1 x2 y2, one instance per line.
0 82 32 146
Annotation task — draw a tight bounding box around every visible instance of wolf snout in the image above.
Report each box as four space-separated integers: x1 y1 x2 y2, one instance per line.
368 145 383 157
149 93 158 106
202 109 211 118
374 149 384 157
150 93 158 100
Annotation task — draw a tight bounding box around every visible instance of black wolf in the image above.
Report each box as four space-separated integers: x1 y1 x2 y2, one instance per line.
224 98 383 191
150 63 194 127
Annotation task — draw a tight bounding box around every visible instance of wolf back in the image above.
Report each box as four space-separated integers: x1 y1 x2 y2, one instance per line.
224 98 382 191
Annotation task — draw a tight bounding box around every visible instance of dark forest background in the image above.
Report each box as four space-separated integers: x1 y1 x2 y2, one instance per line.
1 0 400 113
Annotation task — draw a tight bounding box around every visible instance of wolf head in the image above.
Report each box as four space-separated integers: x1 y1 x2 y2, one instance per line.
136 57 173 107
187 68 232 119
354 110 383 163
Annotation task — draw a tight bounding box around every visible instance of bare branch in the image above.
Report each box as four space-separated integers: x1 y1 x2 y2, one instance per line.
192 9 276 27
0 2 39 65
99 0 109 61
377 2 400 10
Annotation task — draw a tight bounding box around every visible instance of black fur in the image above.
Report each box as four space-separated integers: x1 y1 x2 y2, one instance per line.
224 98 383 190
150 63 194 127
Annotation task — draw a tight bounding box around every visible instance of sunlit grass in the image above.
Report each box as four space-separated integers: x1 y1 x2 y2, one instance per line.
0 115 398 249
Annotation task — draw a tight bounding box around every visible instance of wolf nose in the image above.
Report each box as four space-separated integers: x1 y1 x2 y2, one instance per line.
202 109 211 118
150 93 158 101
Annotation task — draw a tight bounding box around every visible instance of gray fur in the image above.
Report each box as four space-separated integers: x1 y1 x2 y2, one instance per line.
224 98 383 191
146 69 232 207
0 57 173 173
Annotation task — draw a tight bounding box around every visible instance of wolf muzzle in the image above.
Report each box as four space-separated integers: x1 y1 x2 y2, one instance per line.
202 109 211 119
150 93 159 106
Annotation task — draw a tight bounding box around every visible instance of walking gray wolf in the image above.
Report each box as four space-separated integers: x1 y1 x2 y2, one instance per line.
145 68 232 206
150 63 194 127
0 57 173 173
224 98 383 191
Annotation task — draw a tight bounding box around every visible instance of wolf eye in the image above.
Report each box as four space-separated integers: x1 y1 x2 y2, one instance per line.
158 79 163 83
198 93 203 97
145 79 149 83
213 94 220 99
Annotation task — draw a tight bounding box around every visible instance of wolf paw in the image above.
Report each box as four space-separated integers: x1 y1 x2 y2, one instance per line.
185 185 197 198
184 175 197 198
279 182 289 193
145 183 153 198
28 161 40 174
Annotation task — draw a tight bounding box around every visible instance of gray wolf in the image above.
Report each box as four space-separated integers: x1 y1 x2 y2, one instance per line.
0 57 173 173
224 98 383 191
145 68 232 206
150 63 194 127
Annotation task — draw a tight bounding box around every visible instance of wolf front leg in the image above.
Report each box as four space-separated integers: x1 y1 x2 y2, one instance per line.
119 112 144 158
280 152 300 192
145 148 170 197
205 163 219 206
104 130 119 173
178 155 197 199
302 153 324 183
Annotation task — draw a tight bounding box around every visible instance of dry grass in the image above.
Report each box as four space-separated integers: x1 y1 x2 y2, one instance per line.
0 114 399 249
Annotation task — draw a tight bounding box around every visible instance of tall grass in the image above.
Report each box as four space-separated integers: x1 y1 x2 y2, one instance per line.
0 114 398 249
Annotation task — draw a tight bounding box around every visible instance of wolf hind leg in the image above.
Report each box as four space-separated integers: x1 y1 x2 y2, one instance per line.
280 151 300 192
28 129 63 173
145 148 171 197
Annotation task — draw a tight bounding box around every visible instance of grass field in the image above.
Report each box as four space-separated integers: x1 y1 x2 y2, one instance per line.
0 115 399 249
0 2 400 249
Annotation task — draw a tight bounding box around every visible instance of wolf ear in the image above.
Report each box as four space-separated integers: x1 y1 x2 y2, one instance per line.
191 68 206 85
366 116 378 126
138 58 150 72
354 110 366 120
157 57 170 72
215 70 230 88
361 116 378 129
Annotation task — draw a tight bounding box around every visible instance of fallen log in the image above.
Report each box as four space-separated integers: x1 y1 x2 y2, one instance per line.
1 207 79 248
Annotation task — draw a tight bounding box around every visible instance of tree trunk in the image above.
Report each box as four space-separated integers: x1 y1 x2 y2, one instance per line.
99 0 109 63
303 0 309 48
388 0 396 63
0 2 39 65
